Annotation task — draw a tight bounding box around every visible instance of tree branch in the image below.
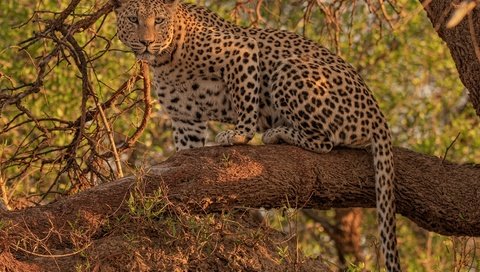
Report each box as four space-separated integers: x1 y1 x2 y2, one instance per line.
422 0 480 116
1 145 479 247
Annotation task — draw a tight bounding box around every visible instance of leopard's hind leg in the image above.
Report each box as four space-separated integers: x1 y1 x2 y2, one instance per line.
262 126 333 153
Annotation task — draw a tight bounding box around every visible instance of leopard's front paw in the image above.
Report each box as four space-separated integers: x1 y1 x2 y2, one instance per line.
262 128 282 144
215 130 253 146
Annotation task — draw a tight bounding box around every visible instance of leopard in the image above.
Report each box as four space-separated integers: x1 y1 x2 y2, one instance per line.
111 0 401 270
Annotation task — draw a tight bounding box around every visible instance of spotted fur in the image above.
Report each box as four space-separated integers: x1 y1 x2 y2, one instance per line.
113 0 400 270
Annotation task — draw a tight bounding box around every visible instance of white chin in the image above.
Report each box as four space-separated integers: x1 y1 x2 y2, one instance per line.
136 53 156 62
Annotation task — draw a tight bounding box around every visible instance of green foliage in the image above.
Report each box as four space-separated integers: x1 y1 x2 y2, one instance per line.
346 262 366 272
1 0 479 270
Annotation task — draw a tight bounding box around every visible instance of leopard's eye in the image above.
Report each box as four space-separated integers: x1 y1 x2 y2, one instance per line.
128 16 138 24
155 17 166 25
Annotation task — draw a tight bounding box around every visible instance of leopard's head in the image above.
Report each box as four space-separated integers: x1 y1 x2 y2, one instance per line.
112 0 179 61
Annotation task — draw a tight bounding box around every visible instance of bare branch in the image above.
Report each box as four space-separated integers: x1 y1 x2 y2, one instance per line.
2 145 479 245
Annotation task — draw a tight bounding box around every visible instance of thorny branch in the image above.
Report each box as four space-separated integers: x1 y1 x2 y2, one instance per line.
0 1 150 205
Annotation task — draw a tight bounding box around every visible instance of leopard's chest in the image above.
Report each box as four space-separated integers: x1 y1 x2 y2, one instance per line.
152 66 236 123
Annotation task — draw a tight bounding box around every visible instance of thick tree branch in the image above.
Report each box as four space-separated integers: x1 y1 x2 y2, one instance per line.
422 0 480 116
1 145 479 247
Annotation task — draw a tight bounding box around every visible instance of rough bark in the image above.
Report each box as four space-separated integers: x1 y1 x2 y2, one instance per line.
1 145 479 247
304 208 365 270
422 0 480 116
334 208 364 267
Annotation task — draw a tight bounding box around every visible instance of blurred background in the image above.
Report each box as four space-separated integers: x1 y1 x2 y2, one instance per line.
0 0 479 270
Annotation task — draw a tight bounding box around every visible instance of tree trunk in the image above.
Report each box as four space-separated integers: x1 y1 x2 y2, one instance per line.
1 145 479 249
422 0 480 116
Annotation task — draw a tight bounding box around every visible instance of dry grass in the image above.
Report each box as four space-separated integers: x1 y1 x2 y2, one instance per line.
0 175 329 272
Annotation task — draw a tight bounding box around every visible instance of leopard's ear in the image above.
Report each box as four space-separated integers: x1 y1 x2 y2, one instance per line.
163 0 179 5
110 0 122 9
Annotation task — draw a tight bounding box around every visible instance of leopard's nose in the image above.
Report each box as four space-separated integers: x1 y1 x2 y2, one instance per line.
140 39 154 47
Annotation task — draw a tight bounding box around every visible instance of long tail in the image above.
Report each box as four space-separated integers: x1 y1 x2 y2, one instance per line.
371 123 401 272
